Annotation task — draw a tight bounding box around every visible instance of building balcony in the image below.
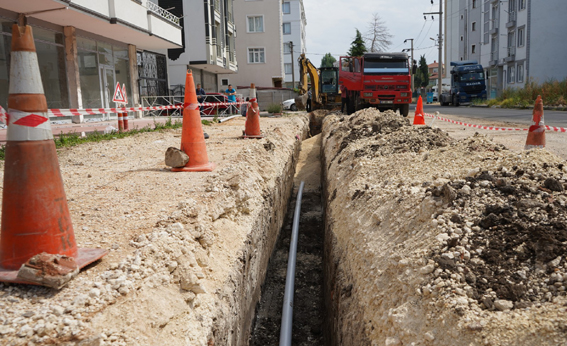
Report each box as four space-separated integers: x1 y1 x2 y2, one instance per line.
197 37 236 74
490 52 499 66
2 0 182 49
504 46 516 62
506 11 516 28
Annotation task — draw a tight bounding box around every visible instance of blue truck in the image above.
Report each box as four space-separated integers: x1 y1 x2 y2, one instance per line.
440 60 487 106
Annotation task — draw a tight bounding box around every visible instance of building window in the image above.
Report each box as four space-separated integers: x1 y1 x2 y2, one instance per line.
248 48 265 63
460 14 464 20
285 63 292 75
520 0 526 10
517 64 524 83
472 22 477 31
247 16 264 33
472 44 476 54
507 65 515 83
282 2 290 14
221 78 229 86
283 22 291 35
284 43 291 54
518 26 525 47
473 0 477 9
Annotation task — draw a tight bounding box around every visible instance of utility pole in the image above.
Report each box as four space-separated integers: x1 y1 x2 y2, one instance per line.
424 0 443 97
289 41 295 88
404 39 414 95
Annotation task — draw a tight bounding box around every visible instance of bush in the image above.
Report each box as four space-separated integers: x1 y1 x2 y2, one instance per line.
267 103 282 113
491 77 567 107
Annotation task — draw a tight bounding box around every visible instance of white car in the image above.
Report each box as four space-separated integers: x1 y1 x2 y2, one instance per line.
282 98 297 111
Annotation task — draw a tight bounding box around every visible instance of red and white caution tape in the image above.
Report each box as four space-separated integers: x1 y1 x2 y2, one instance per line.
424 112 567 133
0 102 248 120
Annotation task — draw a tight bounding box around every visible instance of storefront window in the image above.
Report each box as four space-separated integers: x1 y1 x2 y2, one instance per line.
35 40 68 108
114 55 131 106
0 33 9 107
78 49 102 108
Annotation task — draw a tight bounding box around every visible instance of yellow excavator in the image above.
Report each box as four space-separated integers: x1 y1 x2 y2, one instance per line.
295 53 340 111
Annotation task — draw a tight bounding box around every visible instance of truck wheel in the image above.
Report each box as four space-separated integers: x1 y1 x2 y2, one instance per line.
453 95 460 107
400 104 409 117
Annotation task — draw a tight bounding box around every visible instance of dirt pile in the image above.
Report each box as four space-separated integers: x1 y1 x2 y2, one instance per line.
426 160 567 311
322 108 567 345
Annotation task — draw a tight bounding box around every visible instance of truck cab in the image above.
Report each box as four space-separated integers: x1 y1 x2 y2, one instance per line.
339 53 411 116
440 60 487 106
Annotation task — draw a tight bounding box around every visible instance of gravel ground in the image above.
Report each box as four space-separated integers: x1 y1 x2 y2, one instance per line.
0 115 307 345
322 108 567 345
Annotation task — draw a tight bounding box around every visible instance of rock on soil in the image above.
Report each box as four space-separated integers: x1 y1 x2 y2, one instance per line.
322 108 567 346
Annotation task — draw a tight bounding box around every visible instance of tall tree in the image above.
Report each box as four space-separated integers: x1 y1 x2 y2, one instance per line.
364 13 393 52
320 53 337 68
414 55 429 88
347 29 367 57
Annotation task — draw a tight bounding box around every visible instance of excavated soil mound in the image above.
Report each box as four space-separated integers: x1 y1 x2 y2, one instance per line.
322 108 567 346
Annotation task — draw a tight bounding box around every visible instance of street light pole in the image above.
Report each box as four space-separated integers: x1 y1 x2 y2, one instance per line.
404 39 414 95
289 41 295 88
424 0 443 98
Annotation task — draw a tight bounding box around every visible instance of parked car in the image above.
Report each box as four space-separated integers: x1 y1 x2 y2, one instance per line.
282 98 297 111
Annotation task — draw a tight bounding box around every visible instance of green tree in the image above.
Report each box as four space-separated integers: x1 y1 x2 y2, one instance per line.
414 55 429 88
320 53 337 68
347 29 367 57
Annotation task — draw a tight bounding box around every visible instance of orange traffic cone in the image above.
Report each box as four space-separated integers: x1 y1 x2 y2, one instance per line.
172 70 215 172
0 25 107 285
525 95 545 150
413 96 426 125
242 83 263 139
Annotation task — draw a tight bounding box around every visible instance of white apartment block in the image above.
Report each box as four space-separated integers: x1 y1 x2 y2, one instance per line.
446 0 567 98
282 0 306 89
166 0 238 94
219 0 284 89
0 0 181 113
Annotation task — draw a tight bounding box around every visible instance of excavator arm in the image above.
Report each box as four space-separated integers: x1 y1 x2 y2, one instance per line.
296 53 320 110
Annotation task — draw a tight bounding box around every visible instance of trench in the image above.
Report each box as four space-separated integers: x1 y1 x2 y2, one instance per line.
249 122 326 345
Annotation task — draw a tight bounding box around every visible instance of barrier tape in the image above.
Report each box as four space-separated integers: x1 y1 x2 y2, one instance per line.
0 102 248 120
423 112 567 133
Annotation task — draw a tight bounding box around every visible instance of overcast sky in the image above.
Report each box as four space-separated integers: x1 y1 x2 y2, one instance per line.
303 0 444 67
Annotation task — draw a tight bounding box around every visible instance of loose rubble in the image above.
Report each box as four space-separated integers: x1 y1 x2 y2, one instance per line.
322 108 567 345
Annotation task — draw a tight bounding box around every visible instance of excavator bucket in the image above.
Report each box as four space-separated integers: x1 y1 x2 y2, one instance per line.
295 93 309 111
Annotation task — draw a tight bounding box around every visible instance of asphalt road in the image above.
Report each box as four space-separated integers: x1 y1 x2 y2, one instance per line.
408 104 567 128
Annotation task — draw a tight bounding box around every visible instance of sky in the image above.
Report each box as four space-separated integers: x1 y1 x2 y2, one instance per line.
303 0 444 67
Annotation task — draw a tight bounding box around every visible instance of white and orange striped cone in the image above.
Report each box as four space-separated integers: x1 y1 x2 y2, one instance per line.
525 95 545 150
0 25 107 286
242 83 263 139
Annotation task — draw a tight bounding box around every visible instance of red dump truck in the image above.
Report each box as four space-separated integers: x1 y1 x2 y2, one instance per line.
339 52 412 116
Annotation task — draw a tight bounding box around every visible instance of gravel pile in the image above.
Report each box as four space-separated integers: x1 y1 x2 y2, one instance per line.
424 161 567 312
329 109 453 159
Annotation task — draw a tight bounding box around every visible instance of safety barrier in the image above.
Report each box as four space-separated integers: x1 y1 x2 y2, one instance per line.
424 112 567 133
0 102 249 123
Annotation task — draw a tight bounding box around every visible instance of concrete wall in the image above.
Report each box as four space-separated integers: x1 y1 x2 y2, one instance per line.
256 89 297 110
220 0 284 88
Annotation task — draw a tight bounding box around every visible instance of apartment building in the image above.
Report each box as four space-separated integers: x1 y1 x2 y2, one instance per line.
282 0 306 89
0 0 181 113
219 0 284 89
445 0 567 98
165 0 238 94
